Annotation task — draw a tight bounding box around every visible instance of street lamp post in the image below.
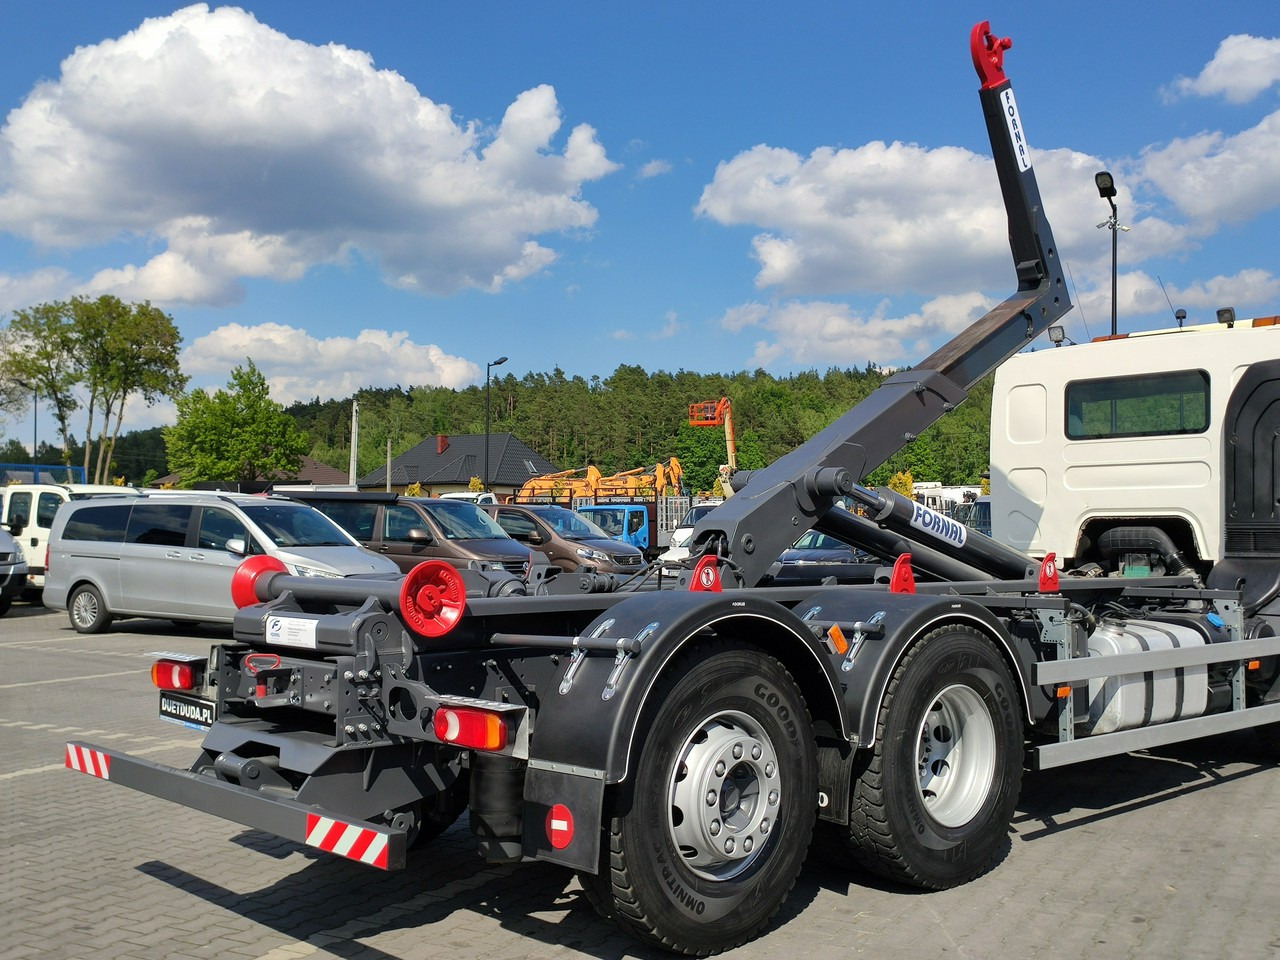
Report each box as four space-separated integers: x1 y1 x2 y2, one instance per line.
484 356 508 492
1095 171 1128 338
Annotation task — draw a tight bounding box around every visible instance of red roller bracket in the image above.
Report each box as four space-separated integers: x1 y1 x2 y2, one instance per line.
400 560 467 637
1038 552 1060 593
889 554 916 594
689 554 723 592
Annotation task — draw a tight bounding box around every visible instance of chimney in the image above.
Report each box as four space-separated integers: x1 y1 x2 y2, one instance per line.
437 434 449 454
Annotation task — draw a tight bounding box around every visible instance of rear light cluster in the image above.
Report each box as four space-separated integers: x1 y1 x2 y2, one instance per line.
151 659 197 691
433 706 507 751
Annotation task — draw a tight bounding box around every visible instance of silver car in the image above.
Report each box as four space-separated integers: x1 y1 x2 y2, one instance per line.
0 527 27 617
43 493 400 632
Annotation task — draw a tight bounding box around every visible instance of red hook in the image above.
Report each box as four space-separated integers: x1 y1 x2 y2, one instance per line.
971 21 1013 90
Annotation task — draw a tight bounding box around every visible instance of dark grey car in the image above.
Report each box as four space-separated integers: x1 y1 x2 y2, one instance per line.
483 503 645 575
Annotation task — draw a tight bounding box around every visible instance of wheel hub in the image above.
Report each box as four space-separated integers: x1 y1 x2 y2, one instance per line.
669 711 780 880
915 683 996 828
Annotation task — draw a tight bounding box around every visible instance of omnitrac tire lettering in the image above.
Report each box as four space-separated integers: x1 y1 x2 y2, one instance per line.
661 863 707 915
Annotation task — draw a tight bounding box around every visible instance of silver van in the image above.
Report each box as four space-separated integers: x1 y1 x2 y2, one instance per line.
1 483 143 595
0 527 27 616
43 493 400 632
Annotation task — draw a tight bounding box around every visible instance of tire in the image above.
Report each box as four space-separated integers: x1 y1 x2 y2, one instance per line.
68 584 112 634
0 597 11 617
847 625 1022 889
582 641 817 955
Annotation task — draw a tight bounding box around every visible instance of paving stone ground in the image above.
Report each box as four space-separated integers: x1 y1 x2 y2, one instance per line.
5 602 1280 960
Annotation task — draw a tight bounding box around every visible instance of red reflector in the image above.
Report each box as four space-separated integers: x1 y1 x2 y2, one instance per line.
433 706 507 751
151 659 195 691
546 803 574 850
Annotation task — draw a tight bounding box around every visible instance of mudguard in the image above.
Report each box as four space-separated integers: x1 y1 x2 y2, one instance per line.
528 589 847 784
788 589 1034 749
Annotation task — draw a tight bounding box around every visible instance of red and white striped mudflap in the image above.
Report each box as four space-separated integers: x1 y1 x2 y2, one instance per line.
65 743 111 779
304 813 390 869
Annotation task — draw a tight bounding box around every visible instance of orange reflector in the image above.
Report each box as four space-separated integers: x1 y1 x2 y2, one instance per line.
827 623 849 655
1247 659 1262 672
152 659 196 691
433 706 507 751
1055 685 1072 700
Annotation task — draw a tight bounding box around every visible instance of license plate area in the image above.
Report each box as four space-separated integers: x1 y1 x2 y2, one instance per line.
158 691 218 730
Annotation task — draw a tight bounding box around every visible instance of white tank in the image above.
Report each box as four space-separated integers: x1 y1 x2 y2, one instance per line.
1085 619 1208 735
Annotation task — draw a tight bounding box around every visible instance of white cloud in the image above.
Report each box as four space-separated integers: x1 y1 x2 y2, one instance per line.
182 322 481 405
638 159 673 179
694 140 1180 298
719 292 994 370
1166 34 1280 104
653 310 681 339
1137 110 1280 225
0 266 75 314
0 4 619 306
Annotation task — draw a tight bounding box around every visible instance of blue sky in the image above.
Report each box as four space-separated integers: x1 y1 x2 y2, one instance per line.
2 1 1278 448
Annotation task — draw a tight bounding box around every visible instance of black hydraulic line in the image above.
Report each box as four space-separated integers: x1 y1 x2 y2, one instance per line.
846 484 1038 581
814 507 997 583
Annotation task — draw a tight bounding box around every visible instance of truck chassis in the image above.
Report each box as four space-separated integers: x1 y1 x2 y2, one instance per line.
65 21 1280 957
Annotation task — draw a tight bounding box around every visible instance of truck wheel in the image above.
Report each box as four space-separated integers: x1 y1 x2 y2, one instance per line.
68 584 112 634
583 642 817 955
848 625 1022 889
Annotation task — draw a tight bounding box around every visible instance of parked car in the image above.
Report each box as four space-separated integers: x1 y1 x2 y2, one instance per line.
0 527 27 616
43 493 399 633
481 503 645 575
0 482 143 594
438 491 498 505
287 491 533 575
657 500 722 572
767 530 879 585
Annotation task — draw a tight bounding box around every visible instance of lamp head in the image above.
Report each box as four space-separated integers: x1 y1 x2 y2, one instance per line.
1094 171 1116 199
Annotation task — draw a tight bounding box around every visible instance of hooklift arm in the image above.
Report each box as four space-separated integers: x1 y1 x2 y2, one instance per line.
690 21 1072 587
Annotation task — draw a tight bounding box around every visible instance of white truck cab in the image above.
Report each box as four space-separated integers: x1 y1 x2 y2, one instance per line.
989 316 1280 575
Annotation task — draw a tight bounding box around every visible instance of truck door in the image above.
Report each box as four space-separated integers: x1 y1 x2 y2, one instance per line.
1222 358 1280 558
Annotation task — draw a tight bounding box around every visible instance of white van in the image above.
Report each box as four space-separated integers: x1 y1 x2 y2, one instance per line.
0 483 142 594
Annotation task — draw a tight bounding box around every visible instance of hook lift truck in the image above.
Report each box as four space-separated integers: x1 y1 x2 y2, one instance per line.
66 21 1280 956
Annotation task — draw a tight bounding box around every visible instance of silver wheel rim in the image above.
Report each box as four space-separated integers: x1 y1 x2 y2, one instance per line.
916 684 996 827
72 590 98 628
668 709 780 881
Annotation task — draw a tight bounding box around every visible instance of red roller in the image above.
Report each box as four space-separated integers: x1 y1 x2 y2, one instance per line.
231 555 289 608
399 560 467 637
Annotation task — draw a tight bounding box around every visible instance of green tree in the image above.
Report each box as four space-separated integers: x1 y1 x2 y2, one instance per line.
1 296 186 479
0 301 81 463
74 296 187 483
165 360 308 485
